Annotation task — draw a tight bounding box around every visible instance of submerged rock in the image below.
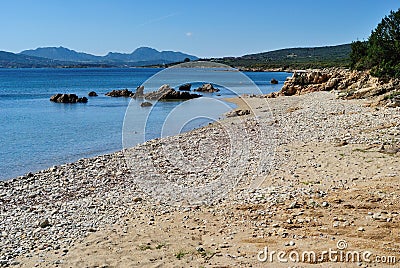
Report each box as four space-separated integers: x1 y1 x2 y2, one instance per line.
50 94 88 103
270 78 278 84
140 101 153 107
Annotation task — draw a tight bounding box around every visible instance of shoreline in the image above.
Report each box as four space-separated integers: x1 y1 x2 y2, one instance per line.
1 89 398 266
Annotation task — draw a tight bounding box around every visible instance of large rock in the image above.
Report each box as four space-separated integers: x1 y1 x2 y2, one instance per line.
105 89 134 97
179 83 192 91
50 94 88 103
194 83 220 93
144 84 201 100
88 91 98 97
134 85 145 98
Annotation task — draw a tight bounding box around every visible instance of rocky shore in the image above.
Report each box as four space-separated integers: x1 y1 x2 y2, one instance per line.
1 71 400 266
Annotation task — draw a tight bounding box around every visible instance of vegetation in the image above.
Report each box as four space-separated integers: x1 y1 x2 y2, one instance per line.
350 8 400 78
209 44 351 70
175 250 187 260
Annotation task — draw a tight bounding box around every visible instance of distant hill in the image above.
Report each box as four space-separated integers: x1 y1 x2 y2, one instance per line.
21 47 101 62
211 44 351 70
0 51 62 68
20 46 198 65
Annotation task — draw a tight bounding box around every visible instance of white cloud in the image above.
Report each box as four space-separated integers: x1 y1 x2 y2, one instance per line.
186 32 193 37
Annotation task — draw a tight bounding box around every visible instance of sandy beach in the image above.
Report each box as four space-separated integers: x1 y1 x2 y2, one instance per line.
1 83 400 267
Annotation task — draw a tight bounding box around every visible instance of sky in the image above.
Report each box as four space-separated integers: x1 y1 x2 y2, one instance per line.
0 0 399 58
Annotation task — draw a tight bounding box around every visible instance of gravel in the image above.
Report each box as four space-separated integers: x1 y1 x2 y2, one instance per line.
0 91 399 266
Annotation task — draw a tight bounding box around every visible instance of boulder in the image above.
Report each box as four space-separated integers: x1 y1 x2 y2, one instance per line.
105 89 134 97
194 83 220 93
50 94 88 103
325 78 340 90
140 101 153 107
88 91 98 97
179 83 192 91
134 85 145 98
270 78 278 84
144 84 201 100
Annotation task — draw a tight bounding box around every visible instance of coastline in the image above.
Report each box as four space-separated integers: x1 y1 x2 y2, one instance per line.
1 84 399 266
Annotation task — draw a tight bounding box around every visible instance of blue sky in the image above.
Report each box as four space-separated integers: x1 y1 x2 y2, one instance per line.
0 0 399 58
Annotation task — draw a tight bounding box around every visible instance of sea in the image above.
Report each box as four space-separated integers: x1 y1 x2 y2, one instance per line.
0 67 291 180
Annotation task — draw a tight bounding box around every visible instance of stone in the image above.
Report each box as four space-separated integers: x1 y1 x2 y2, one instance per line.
144 84 201 100
194 83 220 93
270 78 278 84
105 89 134 97
140 102 153 107
39 219 51 228
179 83 192 91
88 91 98 97
325 78 340 90
133 197 143 202
50 94 88 103
225 109 251 117
134 86 145 98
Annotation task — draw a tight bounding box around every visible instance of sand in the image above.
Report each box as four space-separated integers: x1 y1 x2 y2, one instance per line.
3 91 399 267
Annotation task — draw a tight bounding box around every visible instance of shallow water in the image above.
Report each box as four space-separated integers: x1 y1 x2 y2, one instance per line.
0 68 291 180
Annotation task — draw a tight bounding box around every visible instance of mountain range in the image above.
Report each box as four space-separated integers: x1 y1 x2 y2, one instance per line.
0 44 352 69
0 47 198 68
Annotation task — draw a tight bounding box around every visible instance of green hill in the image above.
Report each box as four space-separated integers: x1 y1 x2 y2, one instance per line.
210 44 351 70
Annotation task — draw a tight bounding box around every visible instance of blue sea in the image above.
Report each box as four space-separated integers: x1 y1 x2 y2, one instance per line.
0 68 291 180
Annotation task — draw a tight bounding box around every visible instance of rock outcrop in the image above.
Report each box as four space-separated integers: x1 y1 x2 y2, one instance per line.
105 89 134 97
88 91 98 97
50 94 88 103
134 86 144 98
267 68 400 107
179 83 192 91
194 83 220 93
144 84 201 100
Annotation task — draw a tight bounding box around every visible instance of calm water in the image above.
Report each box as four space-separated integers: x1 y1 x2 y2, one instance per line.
0 68 291 180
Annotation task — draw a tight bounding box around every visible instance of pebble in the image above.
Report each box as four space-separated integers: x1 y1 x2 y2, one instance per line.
1 91 399 266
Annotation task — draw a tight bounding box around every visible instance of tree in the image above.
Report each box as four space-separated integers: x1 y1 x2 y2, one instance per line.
350 41 368 70
351 8 400 78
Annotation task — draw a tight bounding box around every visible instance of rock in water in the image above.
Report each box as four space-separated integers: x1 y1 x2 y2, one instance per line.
144 84 201 100
88 91 98 97
179 83 192 91
140 102 152 107
194 83 220 93
50 94 88 103
105 89 134 97
134 85 145 98
271 78 278 84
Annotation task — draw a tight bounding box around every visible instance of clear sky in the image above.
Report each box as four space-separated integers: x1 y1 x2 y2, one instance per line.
0 0 399 58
